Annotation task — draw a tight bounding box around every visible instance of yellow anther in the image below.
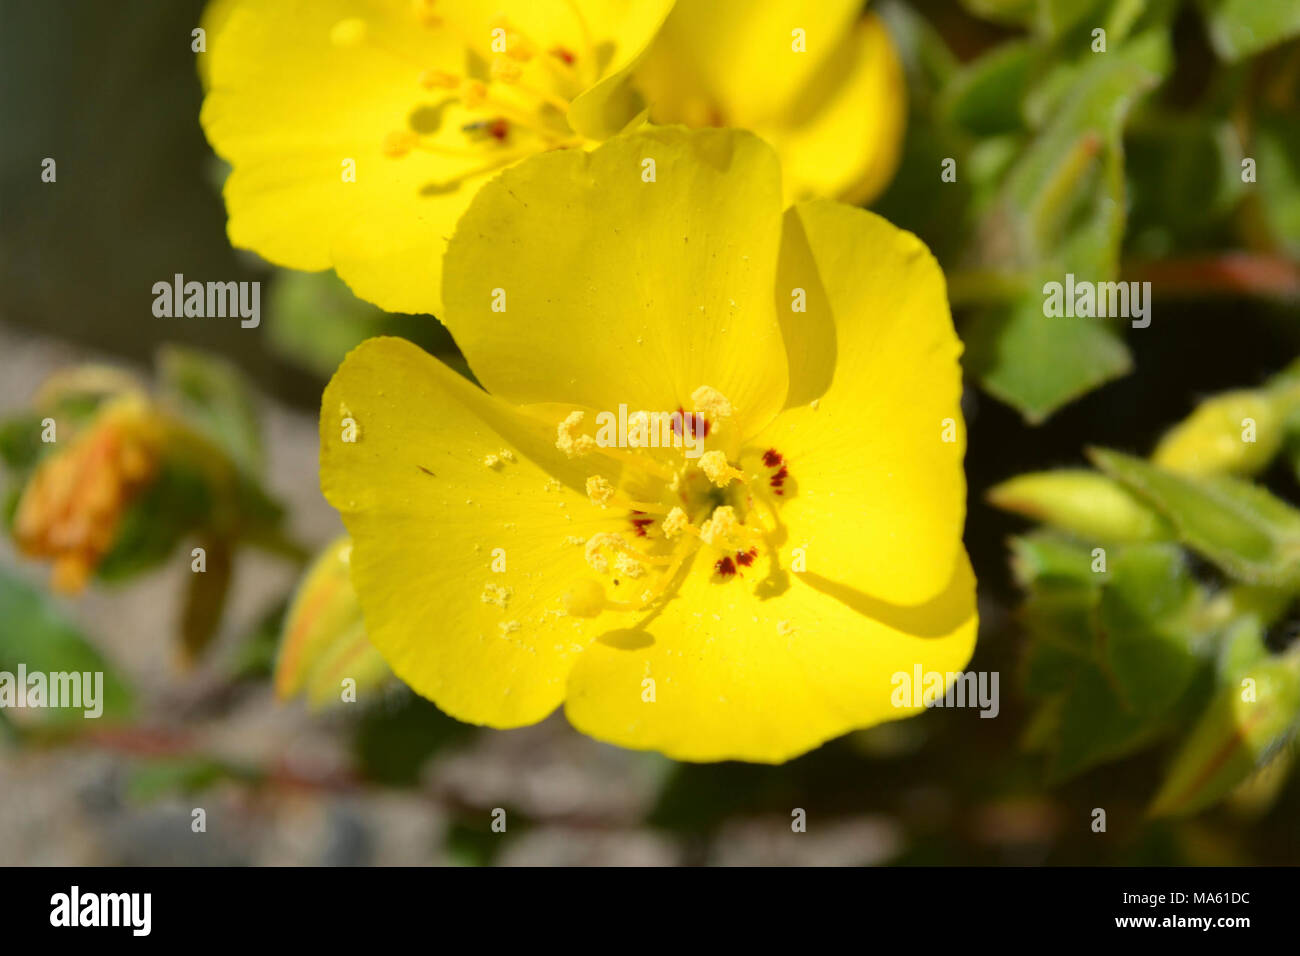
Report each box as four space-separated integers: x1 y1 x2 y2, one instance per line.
419 69 460 89
613 552 645 579
556 411 595 458
382 130 418 157
662 506 690 539
699 450 743 487
330 17 368 48
699 506 739 547
585 532 624 573
692 385 733 423
490 55 524 84
586 475 615 506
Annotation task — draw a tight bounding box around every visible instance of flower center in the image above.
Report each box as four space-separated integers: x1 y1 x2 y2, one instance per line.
332 7 592 181
553 388 794 620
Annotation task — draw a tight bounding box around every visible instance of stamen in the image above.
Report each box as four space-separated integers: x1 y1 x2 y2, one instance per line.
699 450 744 487
613 552 645 579
691 385 734 428
699 506 739 547
556 411 595 458
662 507 691 539
586 475 615 506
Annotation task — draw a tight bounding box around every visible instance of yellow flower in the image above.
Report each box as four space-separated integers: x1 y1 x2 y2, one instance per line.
199 0 674 315
633 0 906 203
320 128 975 763
13 396 165 594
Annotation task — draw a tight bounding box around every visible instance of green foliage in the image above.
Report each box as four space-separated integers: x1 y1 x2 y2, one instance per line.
157 345 264 477
267 269 470 381
1092 449 1300 587
995 381 1300 811
1198 0 1300 60
0 570 133 726
880 0 1300 422
352 690 473 787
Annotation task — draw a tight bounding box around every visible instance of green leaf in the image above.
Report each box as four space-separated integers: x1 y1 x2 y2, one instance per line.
0 569 133 725
1198 0 1300 60
962 33 1169 421
1254 107 1300 256
96 458 215 582
352 690 473 787
964 298 1133 424
180 538 232 663
1216 617 1270 682
1125 118 1246 253
1051 663 1166 780
1091 448 1300 587
1021 585 1101 696
157 345 264 477
0 413 48 473
1150 654 1300 816
1010 530 1103 587
941 41 1035 136
267 270 388 379
958 0 1036 27
1098 544 1205 715
1034 0 1111 40
266 269 469 380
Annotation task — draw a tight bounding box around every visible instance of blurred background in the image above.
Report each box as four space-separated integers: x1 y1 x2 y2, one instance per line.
2 0 1299 865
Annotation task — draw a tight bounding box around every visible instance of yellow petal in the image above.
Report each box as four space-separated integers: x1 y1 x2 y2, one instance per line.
759 14 907 203
565 551 977 763
637 0 861 128
442 126 790 438
320 337 629 727
200 0 670 316
752 200 967 606
202 0 473 313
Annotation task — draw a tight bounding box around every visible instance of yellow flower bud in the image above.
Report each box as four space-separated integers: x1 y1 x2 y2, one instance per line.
1152 390 1287 477
987 469 1171 543
275 536 390 709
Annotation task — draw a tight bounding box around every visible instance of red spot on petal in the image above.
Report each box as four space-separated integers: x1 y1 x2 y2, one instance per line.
671 407 710 441
762 449 783 468
713 556 737 577
549 46 576 65
489 118 509 141
736 548 757 567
